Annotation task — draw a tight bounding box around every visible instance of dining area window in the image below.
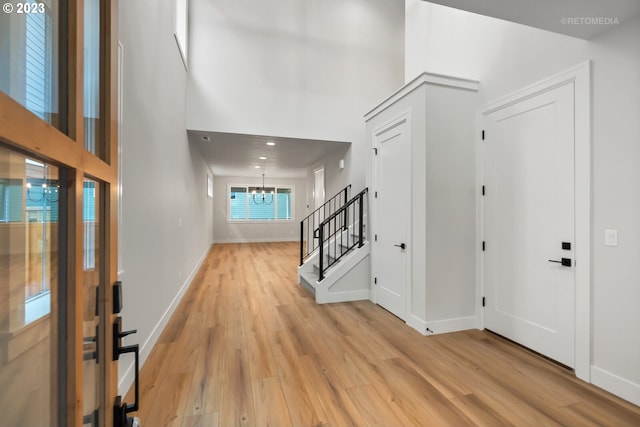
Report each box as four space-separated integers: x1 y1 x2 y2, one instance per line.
229 185 294 221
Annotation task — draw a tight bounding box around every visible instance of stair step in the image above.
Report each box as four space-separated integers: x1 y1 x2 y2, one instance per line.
313 258 340 275
299 270 317 294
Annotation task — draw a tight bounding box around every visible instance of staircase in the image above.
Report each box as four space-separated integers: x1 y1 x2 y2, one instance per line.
298 187 371 303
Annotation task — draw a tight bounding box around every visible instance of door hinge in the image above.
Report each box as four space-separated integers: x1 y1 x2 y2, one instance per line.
482 241 486 251
374 191 378 198
374 234 378 241
482 130 485 140
373 147 378 155
482 185 485 196
374 277 377 284
482 297 486 307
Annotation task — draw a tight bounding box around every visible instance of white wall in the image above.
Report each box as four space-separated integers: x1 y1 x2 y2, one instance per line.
405 0 640 404
406 1 590 103
187 0 405 192
588 16 640 405
117 0 214 393
307 143 352 208
213 176 306 243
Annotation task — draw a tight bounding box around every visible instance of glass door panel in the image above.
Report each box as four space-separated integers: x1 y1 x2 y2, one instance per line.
0 144 60 426
84 0 104 158
0 0 63 129
82 178 103 426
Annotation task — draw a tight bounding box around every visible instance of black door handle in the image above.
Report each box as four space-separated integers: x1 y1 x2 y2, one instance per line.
548 258 572 267
394 243 406 250
113 317 140 419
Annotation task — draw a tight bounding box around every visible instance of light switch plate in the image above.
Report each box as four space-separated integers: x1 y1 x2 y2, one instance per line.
605 229 618 246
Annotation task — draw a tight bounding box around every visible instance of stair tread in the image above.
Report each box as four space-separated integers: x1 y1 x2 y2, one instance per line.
299 272 317 295
300 270 318 287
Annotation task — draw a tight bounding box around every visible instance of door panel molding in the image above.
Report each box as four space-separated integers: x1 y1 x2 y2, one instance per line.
477 61 591 381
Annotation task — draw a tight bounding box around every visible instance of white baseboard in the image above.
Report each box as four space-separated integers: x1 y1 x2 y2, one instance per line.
411 315 477 336
213 237 297 244
118 244 212 395
591 366 640 406
407 315 427 334
425 316 477 335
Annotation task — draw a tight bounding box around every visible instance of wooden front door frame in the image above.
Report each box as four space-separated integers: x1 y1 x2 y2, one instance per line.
0 0 120 425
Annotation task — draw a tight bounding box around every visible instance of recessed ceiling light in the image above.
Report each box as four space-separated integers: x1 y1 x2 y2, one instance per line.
202 136 210 141
258 156 267 160
254 165 261 169
266 142 276 146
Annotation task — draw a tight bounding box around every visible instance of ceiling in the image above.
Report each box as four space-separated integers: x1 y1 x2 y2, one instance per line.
426 0 640 40
189 130 350 179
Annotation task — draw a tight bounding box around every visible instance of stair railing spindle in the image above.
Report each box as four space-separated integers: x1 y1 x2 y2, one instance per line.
358 192 364 248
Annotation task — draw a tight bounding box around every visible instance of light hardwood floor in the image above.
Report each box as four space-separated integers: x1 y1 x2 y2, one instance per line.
126 242 640 426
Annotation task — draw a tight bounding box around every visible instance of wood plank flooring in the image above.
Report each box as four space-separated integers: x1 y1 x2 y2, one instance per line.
126 242 640 426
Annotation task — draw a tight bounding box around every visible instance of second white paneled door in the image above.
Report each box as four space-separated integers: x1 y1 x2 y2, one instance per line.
483 82 576 367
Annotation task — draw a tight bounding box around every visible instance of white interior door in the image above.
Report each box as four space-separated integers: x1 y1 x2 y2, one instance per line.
483 82 575 367
374 117 409 320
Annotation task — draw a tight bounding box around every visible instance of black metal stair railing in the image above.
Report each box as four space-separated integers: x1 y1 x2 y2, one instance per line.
318 188 368 281
300 184 351 265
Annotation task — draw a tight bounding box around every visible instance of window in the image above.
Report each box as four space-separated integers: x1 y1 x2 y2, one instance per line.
0 179 24 222
0 146 61 426
229 185 294 221
24 158 59 321
0 0 60 127
83 180 96 270
0 150 60 329
25 6 50 120
174 0 188 68
276 188 293 219
84 0 103 156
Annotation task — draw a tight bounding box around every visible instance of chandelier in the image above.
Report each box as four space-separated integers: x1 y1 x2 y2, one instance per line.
26 181 59 203
252 173 274 205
